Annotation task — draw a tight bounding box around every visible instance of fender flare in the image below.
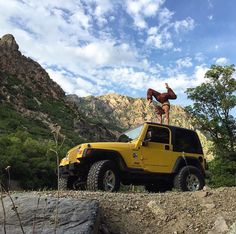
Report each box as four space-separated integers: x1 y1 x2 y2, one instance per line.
172 156 205 176
80 148 128 171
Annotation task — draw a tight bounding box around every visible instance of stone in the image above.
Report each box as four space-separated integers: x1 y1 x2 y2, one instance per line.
203 203 215 209
0 192 100 234
147 200 165 217
195 191 208 198
208 216 229 234
228 222 236 234
203 185 211 191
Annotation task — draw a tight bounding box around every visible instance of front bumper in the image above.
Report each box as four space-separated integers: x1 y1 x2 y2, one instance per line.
59 162 89 178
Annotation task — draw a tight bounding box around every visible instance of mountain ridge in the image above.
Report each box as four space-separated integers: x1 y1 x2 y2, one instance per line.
0 34 115 142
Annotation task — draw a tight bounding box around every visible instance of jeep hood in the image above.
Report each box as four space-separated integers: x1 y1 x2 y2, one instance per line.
60 141 137 166
83 142 136 149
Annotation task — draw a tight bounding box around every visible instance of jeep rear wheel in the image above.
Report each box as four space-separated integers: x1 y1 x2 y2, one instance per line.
87 160 120 192
174 166 205 192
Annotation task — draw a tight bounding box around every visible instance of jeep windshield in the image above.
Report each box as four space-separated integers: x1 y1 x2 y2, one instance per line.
118 124 144 142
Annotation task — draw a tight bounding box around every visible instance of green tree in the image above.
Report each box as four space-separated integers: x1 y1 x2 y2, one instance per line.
186 64 236 158
186 65 236 187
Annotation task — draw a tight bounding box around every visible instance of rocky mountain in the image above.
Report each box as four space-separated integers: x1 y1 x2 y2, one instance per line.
0 34 115 143
67 93 196 130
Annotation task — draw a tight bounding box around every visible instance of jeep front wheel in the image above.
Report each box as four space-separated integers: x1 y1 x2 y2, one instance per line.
174 166 205 192
87 160 120 192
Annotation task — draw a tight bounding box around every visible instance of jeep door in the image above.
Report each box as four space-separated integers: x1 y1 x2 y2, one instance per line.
141 125 175 173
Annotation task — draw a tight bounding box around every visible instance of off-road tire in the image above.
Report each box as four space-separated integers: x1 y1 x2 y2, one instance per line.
145 181 172 193
58 177 67 190
87 160 120 192
58 176 78 190
174 166 205 192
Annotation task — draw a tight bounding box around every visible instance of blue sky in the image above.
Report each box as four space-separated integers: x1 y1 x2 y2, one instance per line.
0 0 235 109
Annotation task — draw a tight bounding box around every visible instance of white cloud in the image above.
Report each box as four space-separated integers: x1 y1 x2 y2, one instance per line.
92 0 114 26
176 57 193 68
47 68 105 97
47 69 77 94
0 0 208 102
195 52 205 62
193 65 208 85
125 0 165 28
146 27 173 49
208 15 213 20
147 27 158 35
88 64 209 96
158 7 174 26
141 7 194 50
208 0 213 8
215 57 229 65
173 47 182 52
161 65 208 91
174 17 195 33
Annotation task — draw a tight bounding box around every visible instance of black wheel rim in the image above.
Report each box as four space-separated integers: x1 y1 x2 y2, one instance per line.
186 174 200 191
103 170 116 191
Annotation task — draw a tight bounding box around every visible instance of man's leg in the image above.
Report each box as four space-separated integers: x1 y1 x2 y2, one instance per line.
155 106 164 124
147 88 161 103
157 114 162 124
165 83 177 100
162 105 170 125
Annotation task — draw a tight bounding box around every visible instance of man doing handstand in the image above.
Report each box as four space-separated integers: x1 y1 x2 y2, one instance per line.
147 83 177 125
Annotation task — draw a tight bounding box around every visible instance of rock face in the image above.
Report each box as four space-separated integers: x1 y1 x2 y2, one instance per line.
67 93 198 130
0 34 65 105
0 34 116 141
0 193 100 234
0 34 19 51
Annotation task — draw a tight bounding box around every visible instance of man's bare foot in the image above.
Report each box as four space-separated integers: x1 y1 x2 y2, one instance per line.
165 83 169 89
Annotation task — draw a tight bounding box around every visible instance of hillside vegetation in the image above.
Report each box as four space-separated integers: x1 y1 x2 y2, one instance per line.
0 34 113 189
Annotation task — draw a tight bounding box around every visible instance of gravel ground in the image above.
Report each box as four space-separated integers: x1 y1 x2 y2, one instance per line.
42 187 236 234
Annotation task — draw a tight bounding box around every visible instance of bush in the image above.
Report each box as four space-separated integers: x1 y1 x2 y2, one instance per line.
207 158 236 187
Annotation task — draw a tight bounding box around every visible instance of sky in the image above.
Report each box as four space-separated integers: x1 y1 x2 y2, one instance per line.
0 0 236 108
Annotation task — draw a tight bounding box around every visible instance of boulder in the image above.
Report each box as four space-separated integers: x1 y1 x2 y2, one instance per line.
0 192 100 234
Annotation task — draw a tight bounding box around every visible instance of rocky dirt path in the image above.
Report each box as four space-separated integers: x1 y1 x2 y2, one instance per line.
47 187 236 234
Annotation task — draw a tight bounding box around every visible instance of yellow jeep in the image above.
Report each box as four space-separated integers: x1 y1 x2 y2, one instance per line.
59 122 206 192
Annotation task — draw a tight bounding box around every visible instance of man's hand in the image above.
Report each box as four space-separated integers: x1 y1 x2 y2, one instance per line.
165 83 169 89
147 99 152 105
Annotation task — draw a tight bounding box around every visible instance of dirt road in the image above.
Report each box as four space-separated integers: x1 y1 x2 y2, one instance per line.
55 187 236 234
